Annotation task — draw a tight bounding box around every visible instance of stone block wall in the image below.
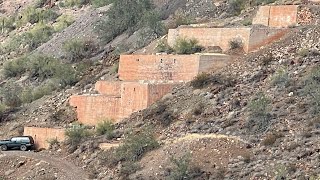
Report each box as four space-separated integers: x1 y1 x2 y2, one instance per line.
252 5 299 27
118 54 230 81
23 127 65 149
167 27 287 53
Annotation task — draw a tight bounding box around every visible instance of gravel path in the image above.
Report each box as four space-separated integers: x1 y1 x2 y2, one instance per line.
2 151 88 180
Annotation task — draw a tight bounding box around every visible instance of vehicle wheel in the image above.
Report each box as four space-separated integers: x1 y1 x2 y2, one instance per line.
20 145 27 151
0 145 7 151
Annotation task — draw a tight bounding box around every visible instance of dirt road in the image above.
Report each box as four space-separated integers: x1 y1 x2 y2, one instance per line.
1 151 88 180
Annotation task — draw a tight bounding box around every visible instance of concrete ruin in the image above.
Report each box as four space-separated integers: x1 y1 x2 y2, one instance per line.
69 81 176 126
119 54 230 81
23 127 65 149
167 27 288 53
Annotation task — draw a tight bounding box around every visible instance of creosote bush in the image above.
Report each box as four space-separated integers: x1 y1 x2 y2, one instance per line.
302 66 320 114
53 14 74 32
271 68 290 88
96 120 114 139
173 37 202 54
229 38 243 50
156 39 173 53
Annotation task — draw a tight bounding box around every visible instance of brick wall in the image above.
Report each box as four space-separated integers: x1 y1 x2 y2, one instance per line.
248 28 289 51
70 82 176 125
253 5 299 27
119 54 230 81
168 28 252 52
23 127 65 149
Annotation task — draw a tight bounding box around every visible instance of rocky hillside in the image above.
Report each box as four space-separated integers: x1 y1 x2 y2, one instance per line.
0 0 320 179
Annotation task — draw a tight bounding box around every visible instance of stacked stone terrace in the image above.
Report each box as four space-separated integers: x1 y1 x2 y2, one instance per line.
24 4 319 149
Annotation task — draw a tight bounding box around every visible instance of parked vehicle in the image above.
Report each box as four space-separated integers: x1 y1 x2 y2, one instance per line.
0 136 35 151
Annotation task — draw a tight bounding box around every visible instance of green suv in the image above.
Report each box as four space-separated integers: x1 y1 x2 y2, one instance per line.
0 136 35 151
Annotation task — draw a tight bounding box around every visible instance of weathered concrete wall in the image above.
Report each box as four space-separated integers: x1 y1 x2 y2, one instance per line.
69 95 121 126
70 82 176 125
167 27 288 53
167 28 251 52
253 5 299 27
95 81 121 96
248 28 289 51
23 127 65 149
119 54 230 81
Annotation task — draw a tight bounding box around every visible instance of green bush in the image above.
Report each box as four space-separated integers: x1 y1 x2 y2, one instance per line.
96 120 114 139
173 37 202 54
169 153 193 180
229 38 243 50
228 0 247 16
0 81 22 107
190 73 211 89
0 16 16 34
97 0 155 42
65 124 91 146
35 0 47 8
271 68 290 88
3 56 28 78
0 103 7 116
173 13 194 27
63 39 95 62
139 11 166 37
156 39 173 53
303 66 320 114
246 92 272 133
21 23 55 50
17 7 59 26
53 14 74 32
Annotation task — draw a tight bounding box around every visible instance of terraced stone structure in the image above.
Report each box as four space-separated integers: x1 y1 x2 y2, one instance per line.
23 127 65 149
119 54 230 81
167 27 288 53
70 81 176 125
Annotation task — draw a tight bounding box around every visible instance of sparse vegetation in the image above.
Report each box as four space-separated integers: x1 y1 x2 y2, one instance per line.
53 14 74 32
246 92 272 133
91 0 115 7
156 39 174 53
173 12 194 27
65 124 91 148
261 132 283 146
47 138 59 147
229 38 243 50
302 66 320 114
0 16 16 34
298 48 310 57
17 7 59 27
96 120 114 139
63 0 90 7
271 68 290 88
192 102 205 115
63 39 96 62
0 81 22 107
191 73 211 89
173 37 202 54
242 19 252 26
228 0 247 16
168 153 202 180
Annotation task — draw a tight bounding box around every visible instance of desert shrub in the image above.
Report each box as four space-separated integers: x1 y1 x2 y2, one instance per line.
119 162 141 177
173 37 202 54
271 68 290 88
47 138 59 146
65 124 91 147
156 39 174 53
96 120 114 139
246 92 272 133
228 0 247 15
35 0 47 8
169 153 194 180
63 39 96 62
139 11 166 37
0 16 16 34
17 7 59 26
53 14 74 32
242 19 252 26
104 128 159 167
193 102 205 115
3 56 28 78
229 38 243 50
19 82 55 104
261 132 283 146
252 0 276 6
191 73 211 89
110 62 119 73
0 81 22 107
21 23 54 50
261 53 274 66
91 0 115 7
302 66 320 114
0 103 7 115
97 0 155 43
173 12 194 27
298 48 309 57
